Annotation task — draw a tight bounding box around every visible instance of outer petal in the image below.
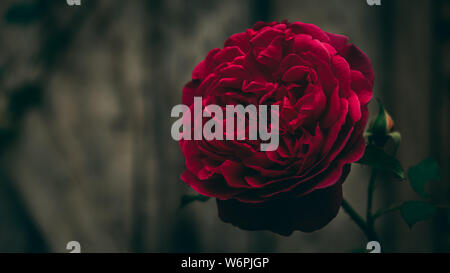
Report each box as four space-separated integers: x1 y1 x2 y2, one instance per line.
216 165 350 235
340 44 375 87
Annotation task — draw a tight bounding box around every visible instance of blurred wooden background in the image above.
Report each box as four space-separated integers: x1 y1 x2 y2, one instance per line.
0 0 448 252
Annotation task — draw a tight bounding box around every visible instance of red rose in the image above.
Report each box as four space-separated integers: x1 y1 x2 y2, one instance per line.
180 21 374 235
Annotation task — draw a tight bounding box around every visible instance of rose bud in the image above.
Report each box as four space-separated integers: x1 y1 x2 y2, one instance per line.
180 21 374 235
369 105 395 135
367 102 397 147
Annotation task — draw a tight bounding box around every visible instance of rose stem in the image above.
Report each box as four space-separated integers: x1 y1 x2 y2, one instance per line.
341 198 379 242
366 169 377 237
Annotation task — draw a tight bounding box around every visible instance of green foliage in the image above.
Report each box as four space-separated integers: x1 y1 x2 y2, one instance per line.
388 131 401 152
407 158 440 199
357 144 405 179
400 201 437 228
372 158 442 229
180 194 210 209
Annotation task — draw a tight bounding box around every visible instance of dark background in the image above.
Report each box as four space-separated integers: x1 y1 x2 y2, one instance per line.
0 0 448 253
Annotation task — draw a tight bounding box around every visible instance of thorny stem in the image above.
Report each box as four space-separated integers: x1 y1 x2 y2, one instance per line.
342 166 382 242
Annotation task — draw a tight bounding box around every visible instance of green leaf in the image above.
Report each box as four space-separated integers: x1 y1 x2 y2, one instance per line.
408 158 440 198
357 145 405 179
400 201 437 228
388 131 401 152
180 194 210 209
